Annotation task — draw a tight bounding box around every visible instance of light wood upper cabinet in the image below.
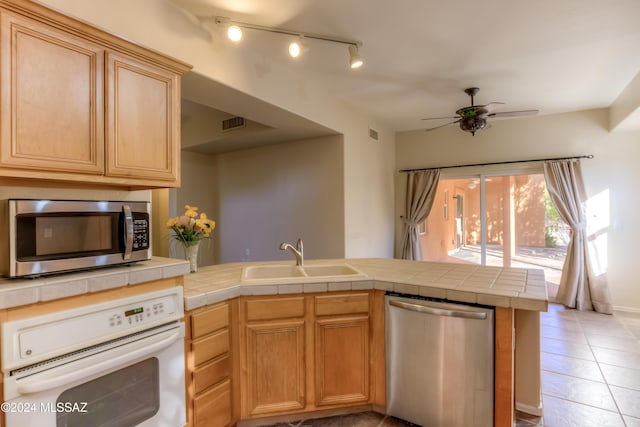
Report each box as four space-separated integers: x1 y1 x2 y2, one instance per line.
105 52 179 183
0 9 104 174
0 0 191 189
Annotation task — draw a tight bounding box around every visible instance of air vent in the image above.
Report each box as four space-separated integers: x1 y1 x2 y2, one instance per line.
222 116 246 132
369 128 379 141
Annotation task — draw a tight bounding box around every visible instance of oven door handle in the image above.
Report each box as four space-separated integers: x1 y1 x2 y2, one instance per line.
16 330 181 395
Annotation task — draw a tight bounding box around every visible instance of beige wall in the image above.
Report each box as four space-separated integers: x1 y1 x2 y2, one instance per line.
397 108 640 311
165 151 219 267
40 0 396 259
209 136 345 263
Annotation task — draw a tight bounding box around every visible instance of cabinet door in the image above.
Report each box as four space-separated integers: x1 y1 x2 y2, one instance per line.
0 10 104 174
105 51 179 183
315 316 370 406
244 320 305 416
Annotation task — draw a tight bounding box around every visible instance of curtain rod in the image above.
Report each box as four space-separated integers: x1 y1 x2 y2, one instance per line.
399 154 594 173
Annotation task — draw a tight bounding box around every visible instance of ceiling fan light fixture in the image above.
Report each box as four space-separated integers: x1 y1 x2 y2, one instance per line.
459 117 488 135
348 45 363 69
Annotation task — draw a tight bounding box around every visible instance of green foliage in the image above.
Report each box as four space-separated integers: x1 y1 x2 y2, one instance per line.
544 189 561 248
545 190 561 223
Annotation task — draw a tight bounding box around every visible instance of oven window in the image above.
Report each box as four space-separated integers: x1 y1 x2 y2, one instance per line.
56 358 160 427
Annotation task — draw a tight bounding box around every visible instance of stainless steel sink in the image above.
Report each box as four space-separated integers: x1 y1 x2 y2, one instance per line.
241 263 366 283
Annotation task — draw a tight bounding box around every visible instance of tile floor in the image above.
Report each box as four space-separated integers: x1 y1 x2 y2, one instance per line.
261 303 640 427
526 303 640 427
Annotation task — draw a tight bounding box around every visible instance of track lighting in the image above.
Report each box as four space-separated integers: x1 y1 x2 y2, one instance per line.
227 24 242 42
348 45 363 69
214 16 363 69
288 36 302 58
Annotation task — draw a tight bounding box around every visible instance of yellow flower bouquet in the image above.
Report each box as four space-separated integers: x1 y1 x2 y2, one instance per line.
166 205 215 247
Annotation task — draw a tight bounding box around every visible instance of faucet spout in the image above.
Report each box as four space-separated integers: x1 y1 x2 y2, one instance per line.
279 238 304 266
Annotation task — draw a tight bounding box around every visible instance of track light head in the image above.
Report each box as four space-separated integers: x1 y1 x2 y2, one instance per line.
214 16 363 70
288 36 302 58
348 45 363 69
227 24 243 42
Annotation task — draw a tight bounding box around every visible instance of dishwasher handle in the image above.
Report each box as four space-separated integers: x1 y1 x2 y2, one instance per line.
389 299 487 320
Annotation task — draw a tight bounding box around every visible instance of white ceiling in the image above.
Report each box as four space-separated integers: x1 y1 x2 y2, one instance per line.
173 0 640 149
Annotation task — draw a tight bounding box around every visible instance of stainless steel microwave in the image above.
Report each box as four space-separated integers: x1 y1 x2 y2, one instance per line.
1 200 151 278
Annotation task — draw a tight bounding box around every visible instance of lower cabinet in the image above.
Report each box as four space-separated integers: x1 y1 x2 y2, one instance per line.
245 319 306 415
185 291 385 426
194 379 231 427
239 292 375 420
186 301 234 427
315 316 370 406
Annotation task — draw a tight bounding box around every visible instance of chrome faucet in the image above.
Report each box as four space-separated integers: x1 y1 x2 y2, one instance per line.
279 238 304 266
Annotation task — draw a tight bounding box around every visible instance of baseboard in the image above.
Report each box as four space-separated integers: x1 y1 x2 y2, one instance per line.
613 305 640 315
515 401 543 417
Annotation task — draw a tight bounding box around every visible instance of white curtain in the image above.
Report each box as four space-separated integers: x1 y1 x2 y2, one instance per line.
400 169 441 260
543 160 612 313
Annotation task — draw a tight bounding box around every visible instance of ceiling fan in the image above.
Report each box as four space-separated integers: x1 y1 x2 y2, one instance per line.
421 87 538 135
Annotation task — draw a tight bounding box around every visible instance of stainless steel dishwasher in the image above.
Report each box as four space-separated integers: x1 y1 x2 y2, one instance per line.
386 293 494 427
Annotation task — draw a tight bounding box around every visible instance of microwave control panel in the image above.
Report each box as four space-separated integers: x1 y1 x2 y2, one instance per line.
132 214 149 250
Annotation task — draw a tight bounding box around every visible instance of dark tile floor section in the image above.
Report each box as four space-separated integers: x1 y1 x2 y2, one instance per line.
260 411 414 427
260 304 640 427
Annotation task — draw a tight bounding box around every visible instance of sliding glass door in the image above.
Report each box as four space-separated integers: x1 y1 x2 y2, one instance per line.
420 173 567 295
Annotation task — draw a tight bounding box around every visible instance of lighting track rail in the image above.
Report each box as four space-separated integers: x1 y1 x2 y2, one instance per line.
214 16 364 68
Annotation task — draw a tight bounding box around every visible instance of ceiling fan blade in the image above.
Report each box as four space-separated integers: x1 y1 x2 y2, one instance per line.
488 109 539 118
421 116 460 121
425 119 460 132
480 102 505 112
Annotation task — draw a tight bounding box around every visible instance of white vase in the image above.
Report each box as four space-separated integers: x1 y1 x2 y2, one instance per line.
184 241 200 273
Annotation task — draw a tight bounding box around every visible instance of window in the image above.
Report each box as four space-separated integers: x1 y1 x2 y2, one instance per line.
421 171 567 297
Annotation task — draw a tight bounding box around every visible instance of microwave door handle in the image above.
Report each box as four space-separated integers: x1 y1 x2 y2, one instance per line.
122 204 133 260
16 330 181 395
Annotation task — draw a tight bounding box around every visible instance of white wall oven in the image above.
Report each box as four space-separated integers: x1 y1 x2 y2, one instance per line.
1 199 152 278
1 286 186 427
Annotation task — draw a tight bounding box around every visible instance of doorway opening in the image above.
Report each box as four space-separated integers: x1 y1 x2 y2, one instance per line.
419 174 567 299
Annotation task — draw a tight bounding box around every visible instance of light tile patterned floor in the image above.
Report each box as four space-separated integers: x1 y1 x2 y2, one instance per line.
521 303 640 426
260 304 640 427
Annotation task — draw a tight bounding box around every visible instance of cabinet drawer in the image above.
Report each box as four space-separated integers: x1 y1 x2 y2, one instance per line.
193 354 231 395
315 293 370 316
191 303 229 339
194 378 231 427
245 296 305 321
192 328 229 366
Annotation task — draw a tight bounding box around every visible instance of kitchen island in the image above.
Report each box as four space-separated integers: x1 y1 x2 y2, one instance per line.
183 258 548 427
182 258 548 312
0 257 547 427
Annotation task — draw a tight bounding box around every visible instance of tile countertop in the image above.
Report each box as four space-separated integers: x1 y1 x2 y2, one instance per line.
183 258 548 312
0 257 190 310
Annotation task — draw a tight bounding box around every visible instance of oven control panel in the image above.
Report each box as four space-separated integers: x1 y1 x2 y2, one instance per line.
2 286 184 370
108 301 166 327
